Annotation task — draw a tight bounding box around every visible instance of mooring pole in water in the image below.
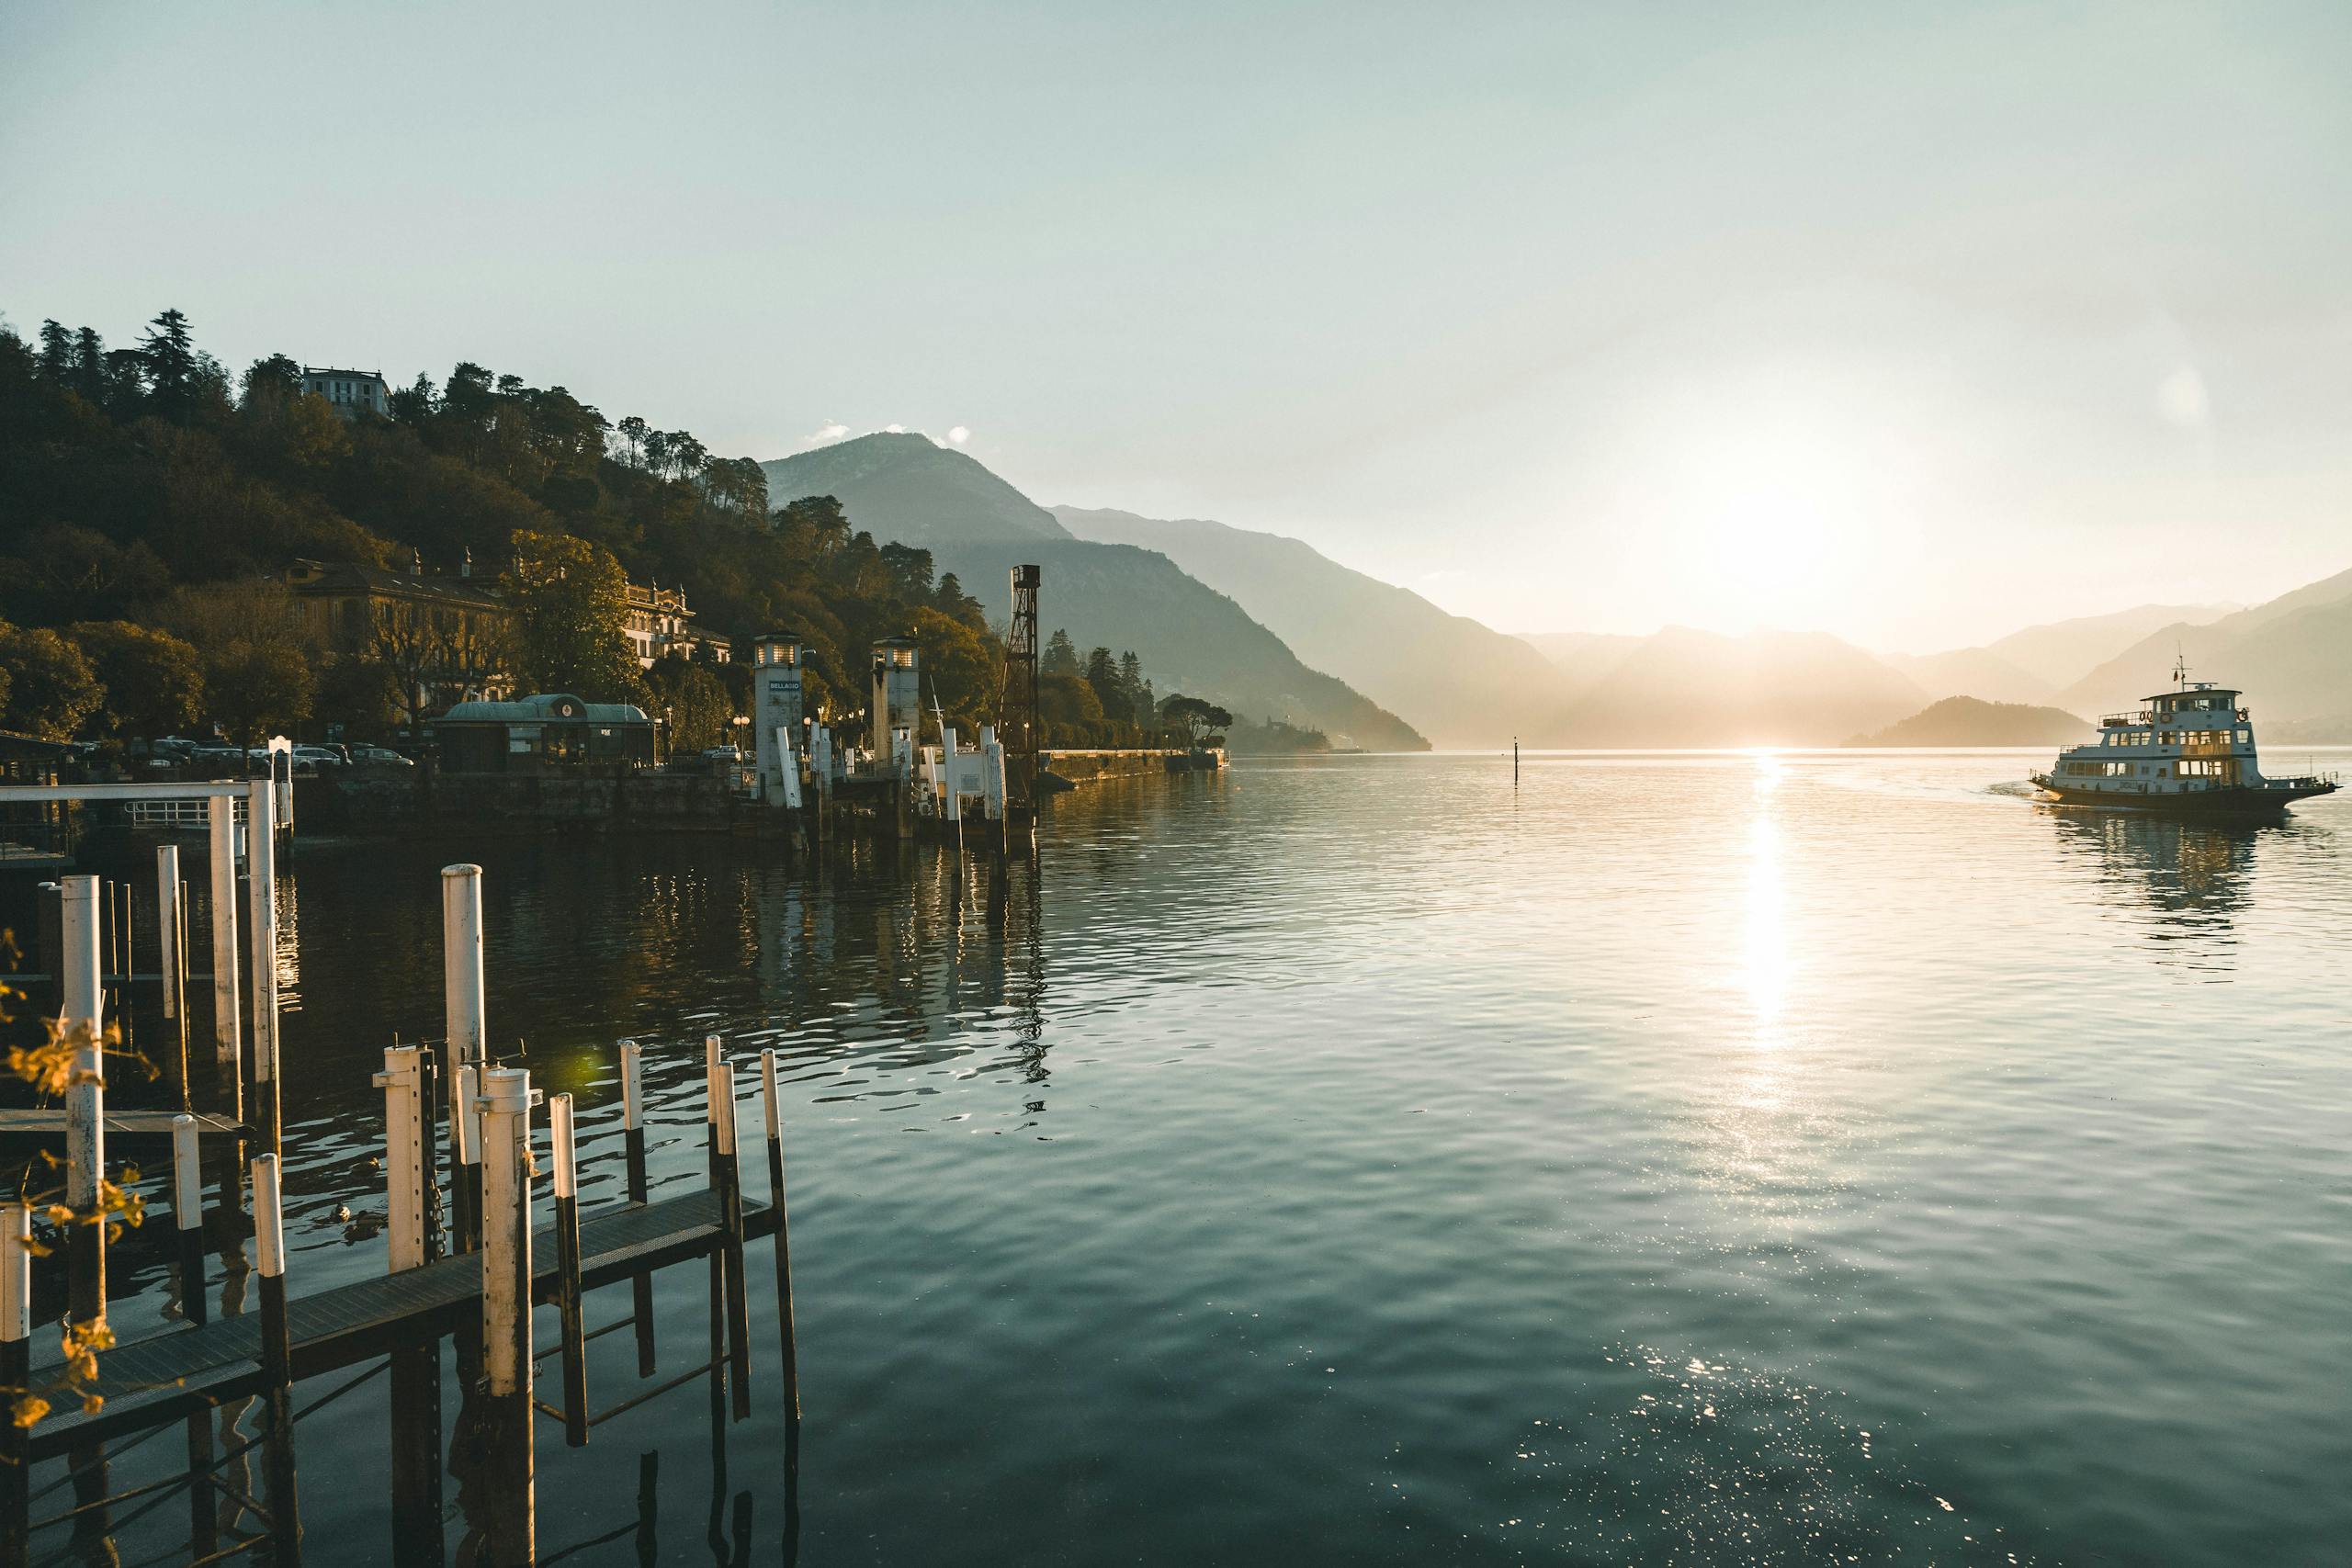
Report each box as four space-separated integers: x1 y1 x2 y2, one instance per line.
711 1055 752 1422
1513 738 1519 784
207 795 243 1077
172 1113 206 1327
157 845 187 1072
551 1092 589 1448
253 1151 303 1565
478 1065 538 1565
451 1061 481 1257
3 1201 31 1568
759 1049 801 1423
247 781 281 1154
61 875 106 1328
442 861 487 1065
378 1045 426 1271
703 1038 727 1410
620 1039 655 1376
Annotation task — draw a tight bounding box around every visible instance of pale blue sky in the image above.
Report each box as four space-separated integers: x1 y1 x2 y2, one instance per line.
5 2 2349 649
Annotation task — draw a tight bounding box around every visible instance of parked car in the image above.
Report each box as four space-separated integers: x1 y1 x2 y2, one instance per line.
701 745 746 762
347 744 415 770
290 745 345 774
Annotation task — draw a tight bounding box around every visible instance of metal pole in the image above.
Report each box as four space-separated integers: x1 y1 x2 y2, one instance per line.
441 863 486 1070
207 795 242 1073
452 1061 481 1256
477 1066 538 1566
713 1055 752 1422
621 1039 654 1377
253 1151 302 1565
248 780 281 1104
760 1049 801 1422
61 875 105 1327
157 843 183 1019
551 1093 588 1448
173 1114 206 1327
376 1045 425 1272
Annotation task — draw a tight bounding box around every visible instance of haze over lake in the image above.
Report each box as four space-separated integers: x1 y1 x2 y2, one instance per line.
33 752 2348 1564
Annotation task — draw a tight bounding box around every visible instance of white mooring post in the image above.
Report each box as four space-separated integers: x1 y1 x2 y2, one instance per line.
61 875 106 1326
156 844 182 1021
452 1061 481 1255
206 795 242 1071
941 726 961 822
247 779 280 1091
759 1048 802 1421
479 1066 539 1397
620 1038 655 1375
442 863 487 1067
251 1150 302 1564
172 1112 207 1327
477 1065 540 1563
550 1092 588 1448
375 1045 426 1271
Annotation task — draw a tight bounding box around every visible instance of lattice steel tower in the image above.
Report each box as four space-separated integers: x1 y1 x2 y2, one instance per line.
998 564 1042 812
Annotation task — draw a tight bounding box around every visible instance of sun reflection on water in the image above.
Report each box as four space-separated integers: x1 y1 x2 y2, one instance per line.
1745 754 1791 1043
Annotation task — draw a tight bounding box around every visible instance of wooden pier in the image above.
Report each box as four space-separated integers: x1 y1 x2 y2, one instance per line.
1 852 804 1568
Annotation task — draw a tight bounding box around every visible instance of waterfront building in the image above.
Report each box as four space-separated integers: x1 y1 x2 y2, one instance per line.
870 637 922 750
627 581 732 668
299 366 391 418
751 632 806 803
286 555 515 713
429 693 660 773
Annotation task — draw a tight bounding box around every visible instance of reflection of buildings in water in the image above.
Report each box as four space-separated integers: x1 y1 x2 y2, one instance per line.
2045 809 2265 959
749 841 1049 1098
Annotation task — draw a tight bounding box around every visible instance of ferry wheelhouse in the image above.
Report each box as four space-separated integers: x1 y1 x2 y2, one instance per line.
2031 668 2338 818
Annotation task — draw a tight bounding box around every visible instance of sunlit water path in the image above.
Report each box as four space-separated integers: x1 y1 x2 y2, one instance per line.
23 750 2352 1564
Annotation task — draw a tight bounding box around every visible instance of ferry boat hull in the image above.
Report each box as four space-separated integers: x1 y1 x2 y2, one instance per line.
2030 775 2338 819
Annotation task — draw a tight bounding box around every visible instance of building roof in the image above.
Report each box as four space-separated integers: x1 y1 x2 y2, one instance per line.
435 694 652 726
301 367 388 381
287 558 507 611
0 729 76 759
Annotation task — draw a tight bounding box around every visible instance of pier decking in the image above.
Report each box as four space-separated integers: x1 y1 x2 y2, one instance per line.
26 1187 780 1460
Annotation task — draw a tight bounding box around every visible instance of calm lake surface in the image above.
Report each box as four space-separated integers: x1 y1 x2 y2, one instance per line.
21 750 2352 1564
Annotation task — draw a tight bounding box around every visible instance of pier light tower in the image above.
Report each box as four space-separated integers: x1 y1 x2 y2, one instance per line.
751 631 804 804
870 637 922 762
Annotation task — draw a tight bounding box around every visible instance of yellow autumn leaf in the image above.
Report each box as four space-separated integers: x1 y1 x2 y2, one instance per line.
80 1393 103 1416
11 1394 49 1428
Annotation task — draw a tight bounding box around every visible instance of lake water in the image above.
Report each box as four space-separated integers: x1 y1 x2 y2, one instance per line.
15 750 2351 1564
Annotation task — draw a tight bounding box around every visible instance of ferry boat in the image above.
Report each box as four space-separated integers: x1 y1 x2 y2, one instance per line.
2031 662 2339 818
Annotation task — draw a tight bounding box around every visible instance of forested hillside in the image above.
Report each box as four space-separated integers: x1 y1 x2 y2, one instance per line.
0 308 1173 750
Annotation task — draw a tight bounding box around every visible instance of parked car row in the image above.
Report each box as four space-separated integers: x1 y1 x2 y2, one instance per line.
146 738 418 774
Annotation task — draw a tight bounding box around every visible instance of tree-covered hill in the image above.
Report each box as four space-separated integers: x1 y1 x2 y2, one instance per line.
0 308 1173 750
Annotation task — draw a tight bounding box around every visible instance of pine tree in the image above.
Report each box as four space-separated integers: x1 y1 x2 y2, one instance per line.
140 308 198 421
1042 628 1080 677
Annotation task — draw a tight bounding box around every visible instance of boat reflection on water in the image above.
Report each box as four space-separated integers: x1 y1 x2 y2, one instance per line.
2042 807 2273 967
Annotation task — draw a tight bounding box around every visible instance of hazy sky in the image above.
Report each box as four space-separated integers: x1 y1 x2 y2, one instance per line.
6 3 2349 651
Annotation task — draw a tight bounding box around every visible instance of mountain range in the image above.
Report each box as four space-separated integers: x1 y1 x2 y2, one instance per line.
761 436 1428 750
762 432 2352 748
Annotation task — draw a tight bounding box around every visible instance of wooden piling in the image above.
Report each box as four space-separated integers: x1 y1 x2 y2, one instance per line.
551 1092 589 1448
207 795 242 1074
620 1039 654 1376
712 1055 752 1422
477 1065 537 1565
253 1150 302 1564
2 1201 29 1568
377 1044 427 1271
173 1113 206 1326
759 1049 801 1422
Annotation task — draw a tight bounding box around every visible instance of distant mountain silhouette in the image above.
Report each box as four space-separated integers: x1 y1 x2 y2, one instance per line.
2059 564 2352 735
761 434 1427 750
1879 647 2056 706
1054 505 1566 748
1511 631 1646 696
1848 696 2092 748
1543 626 1928 748
1973 602 2238 690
